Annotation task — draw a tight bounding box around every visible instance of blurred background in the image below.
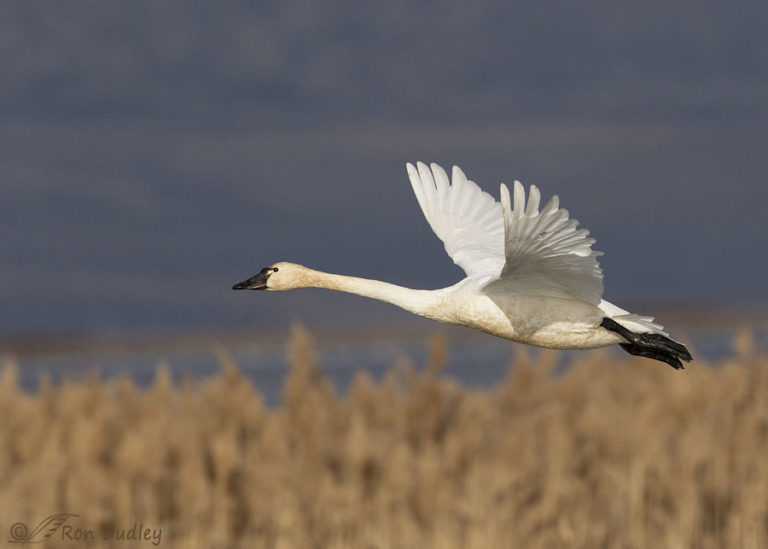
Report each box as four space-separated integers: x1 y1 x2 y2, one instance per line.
4 3 768 547
2 1 768 387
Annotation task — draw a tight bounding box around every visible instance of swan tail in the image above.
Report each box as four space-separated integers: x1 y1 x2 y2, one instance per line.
600 317 692 370
608 313 668 336
597 300 668 335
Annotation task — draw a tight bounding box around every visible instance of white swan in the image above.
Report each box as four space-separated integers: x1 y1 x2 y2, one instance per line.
234 162 691 369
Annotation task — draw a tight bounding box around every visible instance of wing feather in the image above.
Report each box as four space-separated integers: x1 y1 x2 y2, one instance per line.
407 162 605 304
485 180 604 305
407 162 505 277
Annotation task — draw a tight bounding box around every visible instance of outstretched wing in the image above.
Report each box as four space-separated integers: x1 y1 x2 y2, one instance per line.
483 181 604 305
407 162 505 278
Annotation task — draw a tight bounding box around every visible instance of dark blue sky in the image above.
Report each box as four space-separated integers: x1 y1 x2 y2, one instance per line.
3 1 767 337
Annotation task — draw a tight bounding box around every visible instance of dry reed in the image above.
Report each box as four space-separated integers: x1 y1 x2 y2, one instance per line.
1 326 767 548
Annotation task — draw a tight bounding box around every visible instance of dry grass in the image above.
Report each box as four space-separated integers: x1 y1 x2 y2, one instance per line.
1 326 768 548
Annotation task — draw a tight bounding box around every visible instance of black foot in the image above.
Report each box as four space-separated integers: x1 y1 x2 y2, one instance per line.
600 317 692 370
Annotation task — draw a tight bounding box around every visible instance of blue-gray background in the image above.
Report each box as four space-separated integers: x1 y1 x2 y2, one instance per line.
3 1 767 340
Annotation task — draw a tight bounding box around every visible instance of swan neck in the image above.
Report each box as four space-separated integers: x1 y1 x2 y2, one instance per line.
305 269 440 316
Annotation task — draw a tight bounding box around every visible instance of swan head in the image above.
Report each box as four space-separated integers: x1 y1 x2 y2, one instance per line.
232 262 308 292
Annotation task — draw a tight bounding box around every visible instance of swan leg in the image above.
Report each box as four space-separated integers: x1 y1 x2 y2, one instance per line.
600 317 692 370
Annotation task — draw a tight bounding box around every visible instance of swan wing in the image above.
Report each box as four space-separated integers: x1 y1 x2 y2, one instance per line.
407 162 505 277
483 181 604 305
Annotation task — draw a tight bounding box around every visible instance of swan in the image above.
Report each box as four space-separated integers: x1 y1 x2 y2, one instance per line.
233 162 692 369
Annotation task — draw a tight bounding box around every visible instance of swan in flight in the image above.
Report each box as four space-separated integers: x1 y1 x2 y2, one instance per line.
234 162 691 369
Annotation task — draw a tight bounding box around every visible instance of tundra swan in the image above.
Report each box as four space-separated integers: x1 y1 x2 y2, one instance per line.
234 162 692 369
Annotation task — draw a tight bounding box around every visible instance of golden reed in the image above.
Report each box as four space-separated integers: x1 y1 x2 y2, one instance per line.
1 326 766 548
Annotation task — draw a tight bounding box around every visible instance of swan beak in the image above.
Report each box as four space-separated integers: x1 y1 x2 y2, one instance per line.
232 272 268 290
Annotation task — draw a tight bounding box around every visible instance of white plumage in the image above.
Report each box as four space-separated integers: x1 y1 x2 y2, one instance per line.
407 162 665 336
234 162 691 369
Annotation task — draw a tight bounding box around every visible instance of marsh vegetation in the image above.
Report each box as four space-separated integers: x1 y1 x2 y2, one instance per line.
1 327 766 548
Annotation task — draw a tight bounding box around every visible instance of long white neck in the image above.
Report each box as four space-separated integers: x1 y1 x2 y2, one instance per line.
299 268 444 317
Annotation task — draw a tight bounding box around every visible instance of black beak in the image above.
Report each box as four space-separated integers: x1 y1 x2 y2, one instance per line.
232 271 269 290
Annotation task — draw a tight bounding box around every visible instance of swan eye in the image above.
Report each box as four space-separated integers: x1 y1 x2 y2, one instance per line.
273 267 279 272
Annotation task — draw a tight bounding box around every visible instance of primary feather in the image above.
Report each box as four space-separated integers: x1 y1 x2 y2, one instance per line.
406 162 505 278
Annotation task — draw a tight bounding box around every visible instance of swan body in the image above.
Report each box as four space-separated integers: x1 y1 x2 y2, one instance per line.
234 162 692 368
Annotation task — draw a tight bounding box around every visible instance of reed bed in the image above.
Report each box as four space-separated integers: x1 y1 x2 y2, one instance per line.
1 326 767 548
